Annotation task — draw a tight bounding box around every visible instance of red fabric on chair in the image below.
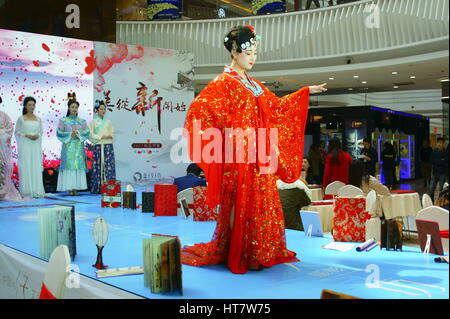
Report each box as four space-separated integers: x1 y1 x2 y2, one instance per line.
39 283 57 299
332 197 371 242
441 230 449 239
323 194 336 200
311 201 334 206
192 187 218 222
390 190 416 194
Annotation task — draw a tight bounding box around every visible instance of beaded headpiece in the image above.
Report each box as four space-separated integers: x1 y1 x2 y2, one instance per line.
224 25 261 53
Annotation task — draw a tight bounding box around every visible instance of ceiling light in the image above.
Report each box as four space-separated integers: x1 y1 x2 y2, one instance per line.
329 77 334 80
393 85 399 89
392 71 398 75
361 81 367 84
410 76 416 79
348 88 353 91
353 75 359 79
441 79 449 82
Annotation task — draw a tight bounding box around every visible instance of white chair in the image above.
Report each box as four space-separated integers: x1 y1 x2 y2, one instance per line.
177 188 194 216
366 190 377 216
40 245 71 299
324 181 346 196
365 190 381 242
416 206 449 252
337 185 364 198
422 193 433 209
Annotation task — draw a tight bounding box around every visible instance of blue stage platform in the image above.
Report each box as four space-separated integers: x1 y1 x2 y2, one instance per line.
0 191 448 299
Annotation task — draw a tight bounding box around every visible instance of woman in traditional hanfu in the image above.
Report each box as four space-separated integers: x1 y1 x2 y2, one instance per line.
88 100 116 194
14 96 46 198
181 25 328 274
56 93 90 196
0 96 23 201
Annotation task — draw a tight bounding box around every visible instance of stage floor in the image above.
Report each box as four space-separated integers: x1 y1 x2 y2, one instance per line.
0 191 448 299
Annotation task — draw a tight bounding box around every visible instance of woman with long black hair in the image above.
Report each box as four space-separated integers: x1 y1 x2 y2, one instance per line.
14 96 45 198
56 93 90 196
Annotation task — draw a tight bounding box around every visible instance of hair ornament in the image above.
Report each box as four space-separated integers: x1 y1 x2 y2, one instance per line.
67 92 77 102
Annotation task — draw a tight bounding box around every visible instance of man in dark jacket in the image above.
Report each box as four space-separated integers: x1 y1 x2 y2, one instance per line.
429 138 447 201
173 163 207 193
360 138 378 177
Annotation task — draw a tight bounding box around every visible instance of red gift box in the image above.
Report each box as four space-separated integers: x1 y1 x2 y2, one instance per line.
311 200 334 206
332 197 370 242
101 180 121 208
154 184 178 216
192 187 218 222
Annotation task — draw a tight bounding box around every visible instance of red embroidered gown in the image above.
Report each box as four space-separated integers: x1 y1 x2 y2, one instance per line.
182 66 310 274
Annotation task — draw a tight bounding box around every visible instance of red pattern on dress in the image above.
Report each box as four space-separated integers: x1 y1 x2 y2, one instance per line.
193 187 218 221
181 66 310 274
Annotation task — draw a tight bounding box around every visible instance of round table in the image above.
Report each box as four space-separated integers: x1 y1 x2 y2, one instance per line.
308 185 324 202
381 192 422 220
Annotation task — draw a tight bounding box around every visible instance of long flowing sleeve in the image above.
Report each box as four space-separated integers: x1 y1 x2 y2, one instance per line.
37 117 43 137
0 112 14 144
88 120 102 144
77 120 90 143
256 82 310 184
14 116 25 142
57 119 71 144
184 76 230 208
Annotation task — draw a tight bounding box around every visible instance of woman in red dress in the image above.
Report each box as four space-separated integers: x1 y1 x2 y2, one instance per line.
182 25 328 274
322 138 353 188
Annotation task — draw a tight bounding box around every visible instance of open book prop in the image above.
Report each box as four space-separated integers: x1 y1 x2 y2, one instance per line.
380 219 403 251
142 192 155 213
142 234 182 295
123 192 137 210
38 205 76 261
93 217 109 270
416 219 444 256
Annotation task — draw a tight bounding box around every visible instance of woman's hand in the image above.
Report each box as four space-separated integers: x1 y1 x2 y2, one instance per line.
309 83 328 94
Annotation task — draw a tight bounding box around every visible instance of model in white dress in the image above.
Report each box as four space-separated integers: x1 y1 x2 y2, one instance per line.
15 115 46 198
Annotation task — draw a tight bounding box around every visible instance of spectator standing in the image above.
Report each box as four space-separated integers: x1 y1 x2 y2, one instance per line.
360 137 378 177
429 137 447 201
381 141 396 189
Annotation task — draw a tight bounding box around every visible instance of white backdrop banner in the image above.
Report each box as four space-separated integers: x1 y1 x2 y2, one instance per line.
93 42 194 186
0 244 143 299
